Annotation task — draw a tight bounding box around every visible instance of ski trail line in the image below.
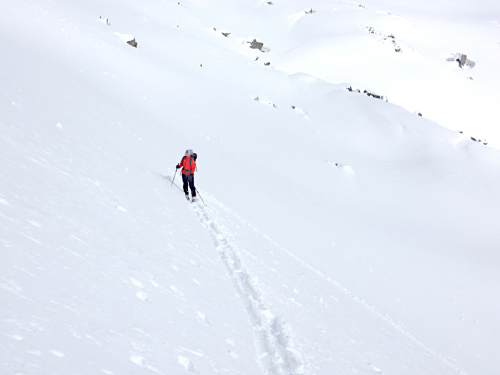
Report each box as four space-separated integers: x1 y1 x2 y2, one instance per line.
191 202 305 375
201 194 468 375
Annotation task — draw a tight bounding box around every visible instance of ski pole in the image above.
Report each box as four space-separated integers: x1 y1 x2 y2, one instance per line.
195 188 206 206
171 169 177 187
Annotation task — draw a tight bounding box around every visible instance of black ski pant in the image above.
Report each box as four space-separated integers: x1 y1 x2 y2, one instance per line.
182 173 196 197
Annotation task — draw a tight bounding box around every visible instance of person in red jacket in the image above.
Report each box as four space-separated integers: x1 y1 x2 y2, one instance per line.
176 149 196 201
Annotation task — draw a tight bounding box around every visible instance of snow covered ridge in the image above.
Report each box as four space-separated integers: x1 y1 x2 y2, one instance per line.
2 0 500 374
271 0 500 147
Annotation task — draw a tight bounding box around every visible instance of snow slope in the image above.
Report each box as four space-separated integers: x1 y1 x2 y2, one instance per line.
1 0 500 374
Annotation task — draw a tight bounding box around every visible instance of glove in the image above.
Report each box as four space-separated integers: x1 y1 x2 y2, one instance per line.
176 164 180 169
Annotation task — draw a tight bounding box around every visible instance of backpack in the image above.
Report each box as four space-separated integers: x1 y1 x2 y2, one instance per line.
188 152 197 172
191 152 198 172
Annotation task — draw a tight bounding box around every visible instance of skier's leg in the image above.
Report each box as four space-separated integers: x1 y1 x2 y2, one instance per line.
188 175 196 197
182 174 189 195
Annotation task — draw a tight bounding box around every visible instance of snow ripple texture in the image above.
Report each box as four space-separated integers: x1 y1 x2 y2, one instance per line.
193 202 305 375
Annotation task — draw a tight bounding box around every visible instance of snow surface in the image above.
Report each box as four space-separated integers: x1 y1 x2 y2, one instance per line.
1 0 500 374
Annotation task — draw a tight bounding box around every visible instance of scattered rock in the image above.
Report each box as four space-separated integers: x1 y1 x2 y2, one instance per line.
347 86 387 101
363 26 401 53
99 16 111 26
385 37 401 52
459 54 467 68
213 27 217 31
467 76 474 80
250 39 264 51
468 137 488 146
267 1 273 4
305 8 315 14
417 113 422 116
446 53 475 69
255 57 271 66
253 96 277 108
291 105 310 119
364 90 382 99
468 136 487 145
222 32 231 37
127 38 138 48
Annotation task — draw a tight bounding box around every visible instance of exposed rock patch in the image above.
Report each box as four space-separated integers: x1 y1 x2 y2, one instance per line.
363 26 402 53
127 38 138 48
445 53 475 70
250 39 264 51
347 86 387 101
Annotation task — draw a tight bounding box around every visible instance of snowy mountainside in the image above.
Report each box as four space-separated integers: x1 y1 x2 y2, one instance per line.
1 0 500 374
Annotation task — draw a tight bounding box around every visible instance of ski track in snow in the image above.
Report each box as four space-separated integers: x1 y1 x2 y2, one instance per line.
194 193 468 375
192 202 305 375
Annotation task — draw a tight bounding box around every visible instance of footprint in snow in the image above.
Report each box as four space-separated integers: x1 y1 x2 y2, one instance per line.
130 354 146 367
136 291 149 301
178 356 195 371
291 105 310 120
130 278 144 288
28 220 41 227
369 363 383 373
197 311 212 324
170 285 184 296
49 350 65 357
6 334 24 341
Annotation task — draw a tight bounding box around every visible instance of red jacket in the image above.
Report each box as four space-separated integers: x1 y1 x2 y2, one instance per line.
179 156 196 175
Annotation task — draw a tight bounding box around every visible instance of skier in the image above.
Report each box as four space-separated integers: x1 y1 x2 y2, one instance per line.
176 149 197 202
